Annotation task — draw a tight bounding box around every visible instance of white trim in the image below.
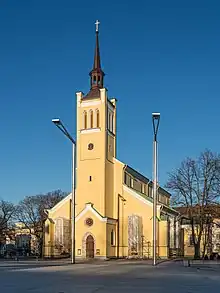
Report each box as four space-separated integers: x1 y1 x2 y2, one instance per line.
107 101 114 112
107 130 115 138
76 91 84 103
47 193 72 214
107 218 117 224
76 203 117 224
81 100 101 107
113 157 125 166
80 128 101 134
123 185 161 211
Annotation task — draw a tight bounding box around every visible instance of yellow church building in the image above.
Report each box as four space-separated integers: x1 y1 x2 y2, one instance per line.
44 22 180 260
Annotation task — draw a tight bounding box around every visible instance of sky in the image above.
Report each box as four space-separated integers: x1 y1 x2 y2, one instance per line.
0 0 220 202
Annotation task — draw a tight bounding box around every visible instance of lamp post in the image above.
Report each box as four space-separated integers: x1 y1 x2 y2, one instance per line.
117 194 126 258
52 118 76 264
152 112 160 266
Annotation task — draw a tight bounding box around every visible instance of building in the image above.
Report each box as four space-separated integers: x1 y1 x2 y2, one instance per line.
176 206 220 258
0 223 38 257
44 22 180 260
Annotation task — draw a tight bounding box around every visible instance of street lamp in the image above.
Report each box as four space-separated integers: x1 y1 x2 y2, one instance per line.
117 194 126 258
152 112 160 266
52 118 76 264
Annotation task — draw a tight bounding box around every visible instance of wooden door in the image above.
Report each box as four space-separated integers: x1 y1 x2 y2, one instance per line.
86 235 94 258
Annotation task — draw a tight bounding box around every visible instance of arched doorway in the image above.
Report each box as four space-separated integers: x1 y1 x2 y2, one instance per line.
86 235 94 258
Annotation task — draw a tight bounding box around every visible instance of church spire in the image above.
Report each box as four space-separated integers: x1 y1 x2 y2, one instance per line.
89 20 105 89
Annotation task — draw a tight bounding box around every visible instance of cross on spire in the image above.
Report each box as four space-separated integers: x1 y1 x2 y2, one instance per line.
89 20 104 90
95 20 100 32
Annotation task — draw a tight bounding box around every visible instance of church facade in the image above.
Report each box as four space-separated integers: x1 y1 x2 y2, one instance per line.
44 23 180 260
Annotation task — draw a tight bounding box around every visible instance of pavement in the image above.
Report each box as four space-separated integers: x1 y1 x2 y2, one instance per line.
1 259 220 292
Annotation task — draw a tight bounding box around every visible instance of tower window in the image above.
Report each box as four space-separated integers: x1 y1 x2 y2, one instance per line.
88 143 94 150
108 112 110 130
93 76 97 84
83 111 87 129
96 109 100 128
98 75 101 85
109 112 113 132
90 110 93 128
111 114 114 133
89 176 92 182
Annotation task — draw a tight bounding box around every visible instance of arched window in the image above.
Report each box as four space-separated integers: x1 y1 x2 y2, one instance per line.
108 111 111 130
89 110 93 128
109 112 114 132
111 114 114 133
83 111 87 129
111 230 115 246
96 109 100 128
55 218 63 245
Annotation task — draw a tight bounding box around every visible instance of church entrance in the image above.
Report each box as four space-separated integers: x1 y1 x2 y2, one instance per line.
86 235 94 258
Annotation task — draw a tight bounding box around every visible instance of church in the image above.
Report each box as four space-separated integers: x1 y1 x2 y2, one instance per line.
44 22 180 260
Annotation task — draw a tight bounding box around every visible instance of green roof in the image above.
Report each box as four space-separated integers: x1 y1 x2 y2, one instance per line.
125 165 171 198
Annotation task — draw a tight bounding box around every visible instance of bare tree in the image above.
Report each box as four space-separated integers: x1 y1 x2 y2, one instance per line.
15 190 67 255
0 200 15 241
166 150 220 259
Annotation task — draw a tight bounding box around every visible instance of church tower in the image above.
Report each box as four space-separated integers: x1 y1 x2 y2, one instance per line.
75 21 117 219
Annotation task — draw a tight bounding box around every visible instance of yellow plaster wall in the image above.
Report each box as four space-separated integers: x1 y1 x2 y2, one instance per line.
105 160 114 218
106 223 116 258
75 210 107 258
76 157 106 215
76 90 108 217
44 198 71 251
113 159 167 258
158 221 168 258
182 226 209 257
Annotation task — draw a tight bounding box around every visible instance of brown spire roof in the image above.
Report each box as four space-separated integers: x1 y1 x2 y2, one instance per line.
83 21 105 100
93 31 101 70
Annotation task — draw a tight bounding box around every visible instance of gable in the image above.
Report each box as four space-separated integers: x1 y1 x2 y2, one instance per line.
123 185 155 207
46 193 72 214
76 203 117 224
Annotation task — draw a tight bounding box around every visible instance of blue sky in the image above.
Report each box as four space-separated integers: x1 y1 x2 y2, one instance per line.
0 0 219 202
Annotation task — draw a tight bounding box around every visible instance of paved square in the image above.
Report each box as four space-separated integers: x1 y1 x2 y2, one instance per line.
1 260 220 292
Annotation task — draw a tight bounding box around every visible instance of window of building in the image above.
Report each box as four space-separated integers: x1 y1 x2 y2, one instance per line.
149 186 153 197
111 114 114 133
189 234 194 246
88 143 94 150
159 194 166 204
142 184 146 194
111 230 115 246
83 111 87 129
46 224 49 234
133 179 142 193
90 110 93 128
89 176 92 182
109 113 112 132
55 218 63 245
216 233 220 240
96 109 100 128
108 111 111 130
111 113 113 132
124 172 131 187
